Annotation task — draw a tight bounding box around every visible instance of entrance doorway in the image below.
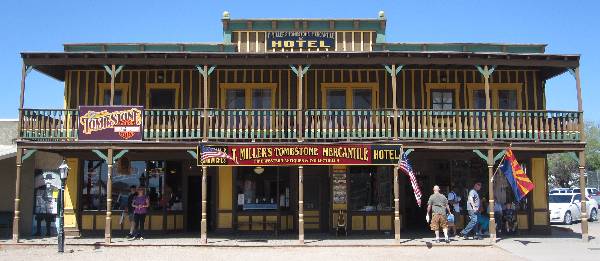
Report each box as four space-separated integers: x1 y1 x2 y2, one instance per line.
303 168 330 233
187 176 211 232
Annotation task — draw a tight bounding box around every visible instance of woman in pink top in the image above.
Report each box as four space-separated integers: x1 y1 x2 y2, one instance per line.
131 187 149 240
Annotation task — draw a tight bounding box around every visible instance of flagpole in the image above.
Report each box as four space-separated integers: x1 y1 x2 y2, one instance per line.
490 144 511 183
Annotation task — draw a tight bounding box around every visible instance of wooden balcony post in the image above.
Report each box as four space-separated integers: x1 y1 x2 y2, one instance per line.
298 165 304 244
110 65 116 106
203 65 209 142
297 65 304 142
18 63 32 139
201 166 208 244
393 166 400 242
487 149 496 243
105 148 113 244
476 65 495 141
385 65 403 140
573 67 588 241
12 148 23 242
196 65 216 142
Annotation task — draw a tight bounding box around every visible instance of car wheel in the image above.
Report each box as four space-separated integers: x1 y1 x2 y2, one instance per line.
564 211 573 225
590 209 598 222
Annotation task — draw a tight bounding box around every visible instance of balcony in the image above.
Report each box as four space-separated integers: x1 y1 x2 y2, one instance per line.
19 108 582 143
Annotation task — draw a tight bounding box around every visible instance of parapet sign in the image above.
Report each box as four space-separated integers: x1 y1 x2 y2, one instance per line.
267 31 335 49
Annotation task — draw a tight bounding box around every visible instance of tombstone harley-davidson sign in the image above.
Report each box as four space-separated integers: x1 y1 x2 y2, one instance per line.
78 106 143 141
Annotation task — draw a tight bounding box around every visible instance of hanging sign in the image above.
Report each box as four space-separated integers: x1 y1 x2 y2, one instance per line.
78 106 143 141
197 144 402 166
267 31 336 49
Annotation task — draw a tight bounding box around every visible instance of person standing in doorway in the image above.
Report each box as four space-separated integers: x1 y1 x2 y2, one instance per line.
426 185 451 243
125 185 137 239
459 182 482 239
132 187 149 240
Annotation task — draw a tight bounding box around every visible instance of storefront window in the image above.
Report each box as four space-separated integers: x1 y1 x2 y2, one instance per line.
349 167 393 211
82 160 182 211
236 167 290 211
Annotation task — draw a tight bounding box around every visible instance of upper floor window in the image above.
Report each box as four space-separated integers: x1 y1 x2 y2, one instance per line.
98 83 129 105
146 83 180 109
425 83 461 109
467 83 522 110
321 83 378 110
220 83 277 109
431 90 454 110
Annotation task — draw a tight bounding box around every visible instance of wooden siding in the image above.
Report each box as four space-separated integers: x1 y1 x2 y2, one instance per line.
65 68 546 111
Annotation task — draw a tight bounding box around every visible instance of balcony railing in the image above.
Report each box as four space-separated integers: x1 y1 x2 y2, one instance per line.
19 108 582 143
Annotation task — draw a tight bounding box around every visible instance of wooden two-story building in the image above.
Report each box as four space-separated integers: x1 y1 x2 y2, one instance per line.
12 11 590 244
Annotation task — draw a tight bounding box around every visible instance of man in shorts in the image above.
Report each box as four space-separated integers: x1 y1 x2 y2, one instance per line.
426 185 451 243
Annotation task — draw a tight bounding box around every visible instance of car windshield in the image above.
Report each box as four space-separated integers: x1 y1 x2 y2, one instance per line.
572 189 580 193
549 195 572 203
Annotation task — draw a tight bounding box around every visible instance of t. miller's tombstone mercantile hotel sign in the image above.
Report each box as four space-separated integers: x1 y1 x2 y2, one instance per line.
198 145 402 166
78 106 143 141
267 31 335 49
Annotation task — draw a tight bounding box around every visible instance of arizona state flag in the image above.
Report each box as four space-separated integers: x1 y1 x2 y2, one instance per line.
499 149 534 201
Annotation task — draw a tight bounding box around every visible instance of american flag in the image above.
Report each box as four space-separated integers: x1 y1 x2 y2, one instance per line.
200 145 238 164
398 151 422 207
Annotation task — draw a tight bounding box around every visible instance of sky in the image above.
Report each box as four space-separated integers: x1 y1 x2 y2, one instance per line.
0 0 598 121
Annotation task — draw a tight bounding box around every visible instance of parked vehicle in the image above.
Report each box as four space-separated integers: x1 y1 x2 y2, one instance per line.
549 193 598 225
549 188 573 194
570 188 600 208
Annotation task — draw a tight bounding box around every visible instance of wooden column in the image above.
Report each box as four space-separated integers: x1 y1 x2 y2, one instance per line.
12 148 23 242
297 65 304 142
483 65 493 141
110 65 116 106
201 166 208 244
574 67 588 241
393 166 400 242
104 149 113 244
298 166 304 244
17 63 28 137
202 65 209 142
391 65 398 140
578 151 589 241
487 149 496 243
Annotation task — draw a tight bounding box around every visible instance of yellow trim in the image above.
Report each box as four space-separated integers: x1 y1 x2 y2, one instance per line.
219 83 278 109
531 158 548 225
320 82 379 109
64 158 79 229
98 83 130 105
218 166 233 211
424 83 461 109
145 83 181 109
466 83 523 109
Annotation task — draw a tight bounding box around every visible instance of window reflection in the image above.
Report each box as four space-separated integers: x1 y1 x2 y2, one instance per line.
82 160 182 211
349 167 393 211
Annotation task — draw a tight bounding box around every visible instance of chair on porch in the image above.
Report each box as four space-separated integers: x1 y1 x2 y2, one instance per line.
335 210 347 236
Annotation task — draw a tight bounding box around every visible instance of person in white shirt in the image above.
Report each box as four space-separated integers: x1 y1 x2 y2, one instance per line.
459 182 482 239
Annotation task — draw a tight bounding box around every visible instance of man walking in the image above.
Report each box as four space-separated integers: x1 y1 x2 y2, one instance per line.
426 185 451 243
459 182 482 239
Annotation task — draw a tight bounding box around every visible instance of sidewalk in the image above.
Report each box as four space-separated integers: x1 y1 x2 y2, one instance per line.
0 234 493 247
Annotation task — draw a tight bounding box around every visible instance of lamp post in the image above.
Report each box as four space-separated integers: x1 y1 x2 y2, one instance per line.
57 160 69 253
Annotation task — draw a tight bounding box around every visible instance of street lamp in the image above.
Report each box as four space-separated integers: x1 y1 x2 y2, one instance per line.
57 160 69 253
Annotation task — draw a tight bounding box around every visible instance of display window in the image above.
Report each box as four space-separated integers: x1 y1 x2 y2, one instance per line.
235 167 290 211
82 160 182 211
348 166 393 211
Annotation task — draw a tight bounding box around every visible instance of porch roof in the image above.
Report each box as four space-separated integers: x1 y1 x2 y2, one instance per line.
21 50 579 81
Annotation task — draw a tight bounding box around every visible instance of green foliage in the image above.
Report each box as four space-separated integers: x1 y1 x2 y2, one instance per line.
548 121 600 188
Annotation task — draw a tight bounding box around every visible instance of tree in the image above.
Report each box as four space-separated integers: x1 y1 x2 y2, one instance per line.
548 121 600 188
